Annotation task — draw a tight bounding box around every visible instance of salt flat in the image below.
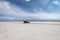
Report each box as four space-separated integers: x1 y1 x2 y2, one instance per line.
0 22 60 40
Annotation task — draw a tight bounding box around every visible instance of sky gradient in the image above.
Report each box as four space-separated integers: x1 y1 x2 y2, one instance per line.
0 0 60 21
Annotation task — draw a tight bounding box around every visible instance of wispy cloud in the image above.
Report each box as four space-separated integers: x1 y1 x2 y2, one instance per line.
0 1 10 9
0 16 15 20
24 0 30 2
52 0 60 5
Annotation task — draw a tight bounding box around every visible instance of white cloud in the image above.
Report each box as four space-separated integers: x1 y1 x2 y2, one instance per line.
52 0 60 5
35 13 60 20
25 0 30 2
0 1 10 9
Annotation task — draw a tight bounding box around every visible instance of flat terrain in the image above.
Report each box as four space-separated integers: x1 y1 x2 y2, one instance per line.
0 22 60 40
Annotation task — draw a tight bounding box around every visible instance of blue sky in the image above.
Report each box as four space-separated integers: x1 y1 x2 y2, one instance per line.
0 0 60 21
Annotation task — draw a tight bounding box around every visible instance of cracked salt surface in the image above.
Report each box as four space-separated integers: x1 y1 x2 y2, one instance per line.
0 22 60 40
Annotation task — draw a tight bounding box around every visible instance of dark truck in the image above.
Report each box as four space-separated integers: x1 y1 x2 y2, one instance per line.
23 19 30 23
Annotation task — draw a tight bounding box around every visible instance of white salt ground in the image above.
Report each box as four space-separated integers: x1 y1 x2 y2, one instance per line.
0 22 60 40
